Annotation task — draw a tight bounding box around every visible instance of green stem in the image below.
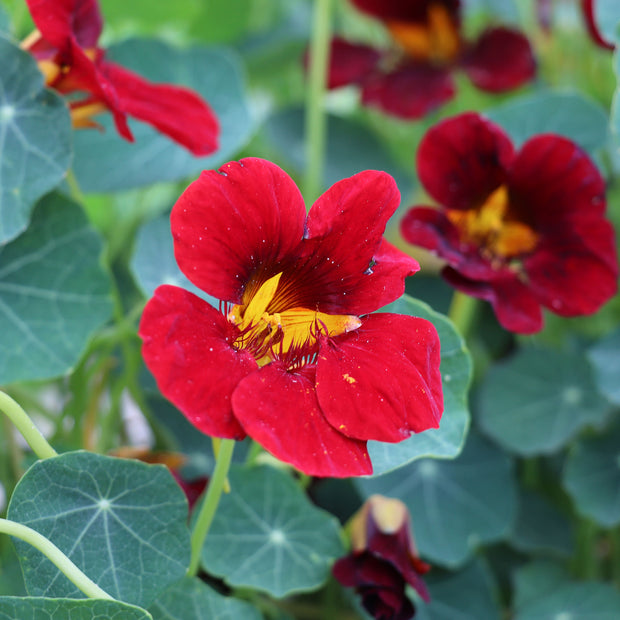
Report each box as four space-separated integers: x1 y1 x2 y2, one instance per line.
0 392 57 460
188 438 235 577
304 0 333 205
574 519 599 579
65 169 85 205
447 290 479 339
0 518 113 600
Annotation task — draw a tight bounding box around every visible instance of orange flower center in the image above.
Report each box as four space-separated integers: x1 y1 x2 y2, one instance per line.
227 272 361 368
386 3 460 65
446 185 539 259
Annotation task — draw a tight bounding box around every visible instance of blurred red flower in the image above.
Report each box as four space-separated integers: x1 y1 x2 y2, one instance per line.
333 495 430 620
139 158 443 478
323 0 536 119
401 112 618 334
22 0 219 155
581 0 615 50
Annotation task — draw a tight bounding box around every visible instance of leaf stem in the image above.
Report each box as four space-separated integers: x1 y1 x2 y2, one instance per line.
447 291 479 339
0 518 113 600
0 391 57 460
188 438 235 577
304 0 333 205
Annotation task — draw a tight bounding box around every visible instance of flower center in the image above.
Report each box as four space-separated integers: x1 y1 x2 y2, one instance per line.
446 185 539 259
386 3 460 65
227 272 361 368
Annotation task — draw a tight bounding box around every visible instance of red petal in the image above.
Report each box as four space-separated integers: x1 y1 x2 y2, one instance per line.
417 112 515 210
316 313 442 443
351 0 460 23
99 61 219 156
139 285 256 439
443 268 544 333
581 0 615 50
361 62 455 119
325 38 381 89
508 135 607 228
462 27 536 92
304 170 418 314
231 364 372 477
524 216 618 317
171 158 307 303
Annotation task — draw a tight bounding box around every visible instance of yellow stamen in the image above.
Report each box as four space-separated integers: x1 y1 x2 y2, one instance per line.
20 29 43 51
387 3 460 64
447 185 539 259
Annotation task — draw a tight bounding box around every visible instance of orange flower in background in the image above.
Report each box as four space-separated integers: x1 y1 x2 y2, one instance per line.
22 0 219 155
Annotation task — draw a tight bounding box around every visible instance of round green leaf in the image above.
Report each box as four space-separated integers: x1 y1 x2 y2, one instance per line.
477 346 610 456
0 193 113 385
563 422 620 527
486 91 609 154
0 35 72 244
356 431 517 568
509 490 572 557
8 452 190 608
73 40 254 192
587 328 620 405
367 295 471 475
515 582 620 620
512 560 571 611
0 597 152 620
148 577 262 620
200 465 344 597
416 560 501 620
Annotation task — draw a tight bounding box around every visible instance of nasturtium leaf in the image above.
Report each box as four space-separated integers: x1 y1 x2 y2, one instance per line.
200 465 344 597
512 560 571 610
356 431 517 568
477 346 610 456
367 295 471 475
0 36 72 244
0 194 113 385
509 490 572 557
0 5 9 34
148 577 262 620
563 422 620 527
264 109 414 198
515 581 620 620
590 0 620 45
416 560 501 620
587 328 620 405
486 91 609 154
8 452 190 608
0 597 152 620
131 213 217 307
73 40 253 192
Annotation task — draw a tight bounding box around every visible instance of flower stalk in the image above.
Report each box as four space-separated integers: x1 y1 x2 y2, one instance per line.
447 291 479 339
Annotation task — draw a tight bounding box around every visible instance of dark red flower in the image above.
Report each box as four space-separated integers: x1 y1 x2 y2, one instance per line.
400 112 618 334
139 158 443 478
322 0 536 119
22 0 219 155
581 0 615 50
333 495 430 620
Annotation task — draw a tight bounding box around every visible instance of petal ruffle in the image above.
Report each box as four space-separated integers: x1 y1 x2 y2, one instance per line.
316 313 442 443
417 112 515 210
139 285 256 440
100 61 219 156
462 27 536 93
442 268 544 333
171 158 307 303
231 364 372 477
325 38 381 89
304 170 418 314
361 63 455 120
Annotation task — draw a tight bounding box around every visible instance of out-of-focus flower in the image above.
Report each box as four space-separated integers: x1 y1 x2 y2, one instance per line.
22 0 219 155
581 0 615 50
333 495 430 620
321 0 536 119
139 158 444 478
400 112 618 334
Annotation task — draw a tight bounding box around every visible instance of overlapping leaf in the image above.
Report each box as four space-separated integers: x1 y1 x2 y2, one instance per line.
0 597 152 620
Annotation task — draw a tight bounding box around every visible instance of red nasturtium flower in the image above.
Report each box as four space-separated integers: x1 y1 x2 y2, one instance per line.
139 158 443 478
333 495 430 620
21 0 219 155
324 0 536 119
401 112 618 334
581 0 615 50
